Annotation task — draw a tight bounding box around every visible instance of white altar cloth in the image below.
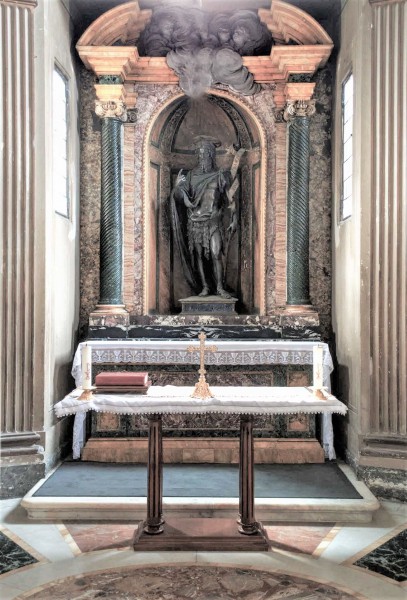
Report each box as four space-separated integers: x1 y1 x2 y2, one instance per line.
72 340 334 388
71 340 336 459
55 386 347 460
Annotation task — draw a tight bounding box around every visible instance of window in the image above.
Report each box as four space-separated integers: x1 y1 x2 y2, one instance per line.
53 66 69 217
341 73 353 220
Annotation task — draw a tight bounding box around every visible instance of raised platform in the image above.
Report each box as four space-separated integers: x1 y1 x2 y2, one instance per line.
82 437 325 463
21 463 380 523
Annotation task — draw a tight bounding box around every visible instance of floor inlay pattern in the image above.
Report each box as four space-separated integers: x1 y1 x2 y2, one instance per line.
264 523 336 555
0 531 38 575
353 529 407 583
16 565 361 599
62 523 135 552
61 522 338 555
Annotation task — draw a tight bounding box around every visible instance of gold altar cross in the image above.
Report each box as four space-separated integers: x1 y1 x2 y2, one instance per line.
187 332 218 399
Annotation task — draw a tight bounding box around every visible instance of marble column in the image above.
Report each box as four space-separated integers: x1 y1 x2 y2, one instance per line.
89 80 137 329
0 0 45 498
284 99 316 306
94 80 128 313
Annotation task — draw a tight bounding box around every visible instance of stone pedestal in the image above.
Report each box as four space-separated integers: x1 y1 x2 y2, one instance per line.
180 296 238 316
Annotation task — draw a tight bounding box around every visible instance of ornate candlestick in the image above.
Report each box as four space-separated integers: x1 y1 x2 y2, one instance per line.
187 332 217 400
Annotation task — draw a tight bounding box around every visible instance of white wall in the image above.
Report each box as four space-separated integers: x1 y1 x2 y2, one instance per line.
332 0 373 462
34 0 80 467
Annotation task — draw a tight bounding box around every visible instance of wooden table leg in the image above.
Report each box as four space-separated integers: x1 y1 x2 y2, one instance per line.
238 415 259 535
143 414 164 535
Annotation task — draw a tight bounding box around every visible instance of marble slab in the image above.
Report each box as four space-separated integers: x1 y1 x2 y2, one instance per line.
0 531 38 575
354 529 407 583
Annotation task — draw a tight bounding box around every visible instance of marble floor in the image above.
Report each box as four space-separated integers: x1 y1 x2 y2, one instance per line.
0 498 405 599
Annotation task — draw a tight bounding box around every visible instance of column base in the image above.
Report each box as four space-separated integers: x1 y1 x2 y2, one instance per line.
283 304 317 313
0 433 45 499
89 305 130 327
279 306 320 339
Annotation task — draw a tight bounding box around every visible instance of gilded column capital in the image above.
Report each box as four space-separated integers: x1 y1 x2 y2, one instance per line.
283 99 316 122
94 80 138 121
95 100 128 121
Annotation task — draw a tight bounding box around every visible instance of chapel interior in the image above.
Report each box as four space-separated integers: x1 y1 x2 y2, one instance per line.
0 0 406 597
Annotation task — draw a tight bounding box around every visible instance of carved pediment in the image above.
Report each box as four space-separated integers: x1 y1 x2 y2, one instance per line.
76 0 333 108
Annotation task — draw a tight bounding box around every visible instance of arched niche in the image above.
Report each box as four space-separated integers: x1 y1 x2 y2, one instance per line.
143 92 266 316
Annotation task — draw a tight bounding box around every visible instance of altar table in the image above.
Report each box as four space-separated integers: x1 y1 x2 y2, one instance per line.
54 386 347 547
71 340 337 459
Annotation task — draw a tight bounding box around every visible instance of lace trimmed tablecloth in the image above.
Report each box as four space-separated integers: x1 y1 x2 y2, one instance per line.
70 340 336 458
72 340 334 388
55 386 347 460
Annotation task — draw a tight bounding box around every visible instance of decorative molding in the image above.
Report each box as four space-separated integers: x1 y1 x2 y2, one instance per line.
284 82 316 102
77 1 152 47
94 82 137 118
259 0 333 45
272 108 285 123
78 46 142 80
283 99 316 122
98 75 123 84
288 74 313 83
126 109 138 123
76 0 333 110
141 88 269 316
95 100 127 120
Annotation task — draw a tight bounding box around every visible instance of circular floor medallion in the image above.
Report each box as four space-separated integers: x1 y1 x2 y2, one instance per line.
18 565 362 599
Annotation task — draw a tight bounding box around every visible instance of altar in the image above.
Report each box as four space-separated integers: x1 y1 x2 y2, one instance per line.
73 1 338 471
70 339 337 462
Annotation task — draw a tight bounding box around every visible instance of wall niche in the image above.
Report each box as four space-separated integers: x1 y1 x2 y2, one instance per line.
144 93 265 316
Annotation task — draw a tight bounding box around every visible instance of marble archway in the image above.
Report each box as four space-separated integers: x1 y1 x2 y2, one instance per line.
142 92 266 316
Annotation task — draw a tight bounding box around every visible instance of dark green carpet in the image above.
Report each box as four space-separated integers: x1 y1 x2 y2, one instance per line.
33 462 362 499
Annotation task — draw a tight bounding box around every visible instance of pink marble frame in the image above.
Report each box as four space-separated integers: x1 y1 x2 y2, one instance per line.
123 84 287 317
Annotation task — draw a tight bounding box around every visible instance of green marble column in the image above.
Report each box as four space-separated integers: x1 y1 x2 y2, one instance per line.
95 90 127 306
284 100 316 306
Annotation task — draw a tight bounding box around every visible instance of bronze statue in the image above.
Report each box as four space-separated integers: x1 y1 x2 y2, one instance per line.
171 136 238 299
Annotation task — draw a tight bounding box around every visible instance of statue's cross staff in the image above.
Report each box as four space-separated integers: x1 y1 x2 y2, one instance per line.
223 146 246 274
187 331 218 399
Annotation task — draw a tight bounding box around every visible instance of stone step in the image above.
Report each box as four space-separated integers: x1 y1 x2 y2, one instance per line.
21 464 379 523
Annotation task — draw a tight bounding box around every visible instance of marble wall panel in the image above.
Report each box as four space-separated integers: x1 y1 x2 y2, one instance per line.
309 66 333 340
79 68 101 339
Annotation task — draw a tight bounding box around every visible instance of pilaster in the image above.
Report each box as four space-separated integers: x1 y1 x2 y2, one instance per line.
0 0 45 497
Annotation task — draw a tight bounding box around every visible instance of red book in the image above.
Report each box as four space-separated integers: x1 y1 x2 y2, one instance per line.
95 372 149 386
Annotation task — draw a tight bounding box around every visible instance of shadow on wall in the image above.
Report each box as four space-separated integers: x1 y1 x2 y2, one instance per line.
330 333 350 461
